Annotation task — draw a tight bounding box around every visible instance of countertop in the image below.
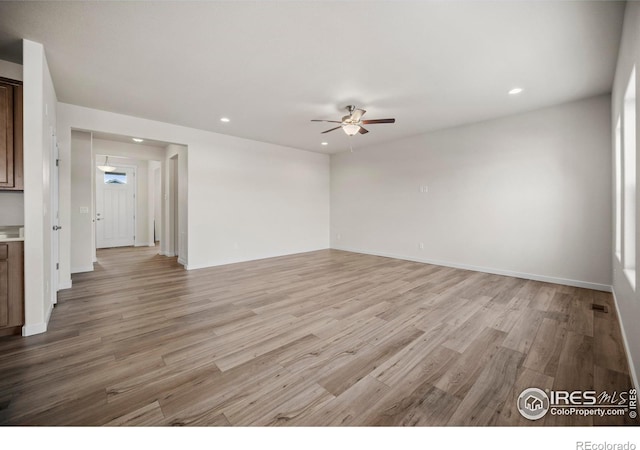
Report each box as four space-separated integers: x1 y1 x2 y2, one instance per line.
0 226 24 242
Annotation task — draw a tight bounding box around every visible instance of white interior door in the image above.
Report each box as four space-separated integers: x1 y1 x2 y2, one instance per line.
96 165 136 248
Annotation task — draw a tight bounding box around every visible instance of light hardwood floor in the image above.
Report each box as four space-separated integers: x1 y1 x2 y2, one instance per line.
0 247 636 426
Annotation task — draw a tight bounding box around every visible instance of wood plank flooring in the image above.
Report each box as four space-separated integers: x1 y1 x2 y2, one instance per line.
0 247 636 426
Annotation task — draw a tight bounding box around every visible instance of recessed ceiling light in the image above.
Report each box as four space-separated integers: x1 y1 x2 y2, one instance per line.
220 117 230 123
132 138 144 143
321 142 328 146
508 88 523 95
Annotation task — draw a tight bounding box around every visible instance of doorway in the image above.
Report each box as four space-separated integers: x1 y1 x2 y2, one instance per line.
68 132 187 276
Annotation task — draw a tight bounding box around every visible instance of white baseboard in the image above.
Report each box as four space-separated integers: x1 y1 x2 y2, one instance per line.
22 322 47 336
160 251 176 257
135 242 155 247
611 289 639 392
45 302 53 324
177 257 186 266
58 279 72 290
332 246 612 293
71 265 94 274
185 247 330 271
22 303 53 337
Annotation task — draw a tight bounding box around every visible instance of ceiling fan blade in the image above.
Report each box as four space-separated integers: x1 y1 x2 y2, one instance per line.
311 119 342 123
351 109 366 122
321 126 342 134
361 118 395 124
358 127 369 134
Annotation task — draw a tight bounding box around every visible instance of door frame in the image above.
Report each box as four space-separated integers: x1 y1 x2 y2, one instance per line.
95 160 138 249
153 165 161 246
172 155 178 258
50 127 59 305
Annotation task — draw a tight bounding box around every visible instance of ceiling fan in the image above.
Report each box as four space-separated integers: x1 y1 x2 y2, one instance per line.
311 105 395 136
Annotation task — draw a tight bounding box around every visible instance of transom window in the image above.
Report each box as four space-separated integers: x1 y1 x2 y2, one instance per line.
104 172 127 185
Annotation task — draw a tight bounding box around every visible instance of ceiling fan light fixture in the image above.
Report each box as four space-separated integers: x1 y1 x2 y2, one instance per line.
342 124 361 136
311 106 395 137
97 156 116 172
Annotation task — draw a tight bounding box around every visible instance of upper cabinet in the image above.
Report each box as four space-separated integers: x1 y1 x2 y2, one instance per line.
0 78 23 191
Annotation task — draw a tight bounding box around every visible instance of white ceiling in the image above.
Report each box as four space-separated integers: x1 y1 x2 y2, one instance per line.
0 1 625 154
91 131 170 148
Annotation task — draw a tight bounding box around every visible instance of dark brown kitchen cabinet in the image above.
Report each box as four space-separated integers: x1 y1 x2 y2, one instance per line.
0 77 23 191
0 242 24 336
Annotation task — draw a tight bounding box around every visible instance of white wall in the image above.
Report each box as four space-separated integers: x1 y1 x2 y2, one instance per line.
22 39 57 335
163 144 187 260
332 95 612 291
93 138 167 161
611 2 640 390
0 59 22 81
56 103 330 283
70 131 93 273
0 192 23 226
0 59 24 225
185 137 330 269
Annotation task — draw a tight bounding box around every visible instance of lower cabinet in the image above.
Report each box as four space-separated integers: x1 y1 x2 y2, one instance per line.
0 241 24 336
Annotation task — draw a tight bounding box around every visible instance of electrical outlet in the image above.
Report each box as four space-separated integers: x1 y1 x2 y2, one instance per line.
420 185 429 193
419 242 424 250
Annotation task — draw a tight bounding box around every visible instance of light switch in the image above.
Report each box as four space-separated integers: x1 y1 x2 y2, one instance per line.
80 207 89 214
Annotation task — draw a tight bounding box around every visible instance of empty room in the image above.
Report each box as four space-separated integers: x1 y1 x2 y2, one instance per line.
0 0 638 444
